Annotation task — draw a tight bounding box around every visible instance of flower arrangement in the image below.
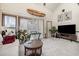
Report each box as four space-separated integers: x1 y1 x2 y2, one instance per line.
17 30 29 43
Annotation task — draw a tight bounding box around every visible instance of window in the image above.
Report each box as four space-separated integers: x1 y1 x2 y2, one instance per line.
19 17 28 30
2 14 17 28
19 17 40 33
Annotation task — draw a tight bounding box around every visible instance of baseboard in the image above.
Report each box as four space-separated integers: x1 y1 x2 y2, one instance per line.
56 37 79 43
74 40 79 43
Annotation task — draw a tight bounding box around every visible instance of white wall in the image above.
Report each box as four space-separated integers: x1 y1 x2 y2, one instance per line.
52 3 79 31
0 4 1 27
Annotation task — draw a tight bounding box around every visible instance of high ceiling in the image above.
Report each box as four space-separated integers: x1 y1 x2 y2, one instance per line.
0 3 60 18
0 3 60 13
37 3 60 12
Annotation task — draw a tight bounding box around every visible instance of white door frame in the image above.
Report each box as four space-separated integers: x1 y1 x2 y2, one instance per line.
46 21 52 38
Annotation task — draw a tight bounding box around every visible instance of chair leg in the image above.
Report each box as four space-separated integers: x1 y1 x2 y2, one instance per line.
24 47 26 56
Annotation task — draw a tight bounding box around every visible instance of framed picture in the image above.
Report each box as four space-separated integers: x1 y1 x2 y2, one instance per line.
64 11 72 20
58 14 63 22
58 11 72 22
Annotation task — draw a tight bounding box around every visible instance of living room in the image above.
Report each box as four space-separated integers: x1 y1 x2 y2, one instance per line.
1 3 79 56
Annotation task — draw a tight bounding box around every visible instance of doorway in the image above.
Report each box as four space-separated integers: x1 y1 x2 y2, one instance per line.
46 21 52 38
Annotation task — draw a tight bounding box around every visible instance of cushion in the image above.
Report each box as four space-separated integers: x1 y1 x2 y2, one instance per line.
0 34 3 44
2 35 16 45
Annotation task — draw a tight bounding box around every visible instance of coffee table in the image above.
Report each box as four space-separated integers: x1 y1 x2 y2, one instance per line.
24 40 43 56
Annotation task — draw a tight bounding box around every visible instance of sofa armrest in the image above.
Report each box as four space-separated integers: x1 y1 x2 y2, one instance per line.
0 39 19 48
0 39 19 56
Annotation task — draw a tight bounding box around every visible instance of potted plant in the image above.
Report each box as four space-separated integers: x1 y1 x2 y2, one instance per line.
49 26 58 37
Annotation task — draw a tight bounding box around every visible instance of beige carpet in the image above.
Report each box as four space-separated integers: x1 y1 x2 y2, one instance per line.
19 38 79 56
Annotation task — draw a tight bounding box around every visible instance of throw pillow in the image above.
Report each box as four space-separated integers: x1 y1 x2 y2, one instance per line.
2 35 16 45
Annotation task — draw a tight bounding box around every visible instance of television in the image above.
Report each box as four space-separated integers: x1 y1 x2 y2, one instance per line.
58 24 76 34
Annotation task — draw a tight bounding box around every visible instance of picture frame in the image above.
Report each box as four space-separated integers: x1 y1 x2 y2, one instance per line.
58 14 63 22
64 11 72 20
58 11 72 22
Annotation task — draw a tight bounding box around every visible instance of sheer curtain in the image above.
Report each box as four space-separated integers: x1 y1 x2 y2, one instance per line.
27 19 39 33
20 18 28 30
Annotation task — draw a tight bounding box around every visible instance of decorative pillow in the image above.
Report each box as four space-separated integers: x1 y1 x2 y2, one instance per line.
0 34 3 44
2 35 16 45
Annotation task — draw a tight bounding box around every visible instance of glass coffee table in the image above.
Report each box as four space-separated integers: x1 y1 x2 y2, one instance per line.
24 39 43 56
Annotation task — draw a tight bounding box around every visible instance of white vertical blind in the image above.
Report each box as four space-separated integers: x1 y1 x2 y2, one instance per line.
19 18 43 38
4 16 16 28
3 15 16 34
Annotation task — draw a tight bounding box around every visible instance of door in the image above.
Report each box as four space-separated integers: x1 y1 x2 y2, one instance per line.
46 21 52 38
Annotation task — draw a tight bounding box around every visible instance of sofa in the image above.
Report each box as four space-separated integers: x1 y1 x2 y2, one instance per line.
0 39 19 56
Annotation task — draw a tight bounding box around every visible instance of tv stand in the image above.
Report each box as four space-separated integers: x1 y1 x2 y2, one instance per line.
56 33 77 41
